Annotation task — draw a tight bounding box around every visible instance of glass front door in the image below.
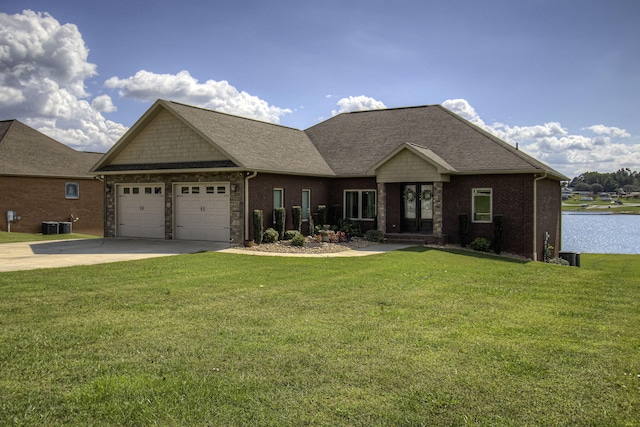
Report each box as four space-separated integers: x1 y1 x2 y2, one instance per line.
401 183 433 234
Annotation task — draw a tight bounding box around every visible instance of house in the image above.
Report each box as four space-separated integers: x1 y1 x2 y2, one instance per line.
0 120 104 235
90 100 568 260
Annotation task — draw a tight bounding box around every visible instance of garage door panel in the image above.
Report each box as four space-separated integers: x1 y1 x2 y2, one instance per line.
175 183 230 242
117 185 165 239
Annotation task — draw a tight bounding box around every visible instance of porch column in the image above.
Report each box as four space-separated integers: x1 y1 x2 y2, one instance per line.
433 181 443 238
377 182 386 233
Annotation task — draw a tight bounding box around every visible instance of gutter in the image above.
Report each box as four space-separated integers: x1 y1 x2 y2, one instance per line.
532 172 548 261
244 171 258 240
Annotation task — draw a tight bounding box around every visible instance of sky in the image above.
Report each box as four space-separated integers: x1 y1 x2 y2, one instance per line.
1 0 639 179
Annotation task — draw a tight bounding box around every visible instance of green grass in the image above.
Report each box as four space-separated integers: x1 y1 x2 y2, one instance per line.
0 231 100 244
562 197 640 213
1 248 639 426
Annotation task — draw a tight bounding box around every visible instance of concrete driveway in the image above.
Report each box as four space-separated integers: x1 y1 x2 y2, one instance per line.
0 238 233 272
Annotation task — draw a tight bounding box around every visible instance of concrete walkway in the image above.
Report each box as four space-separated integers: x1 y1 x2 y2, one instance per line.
0 238 412 272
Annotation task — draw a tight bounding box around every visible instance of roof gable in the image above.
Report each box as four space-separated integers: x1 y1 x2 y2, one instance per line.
0 120 102 178
107 108 230 166
92 100 334 176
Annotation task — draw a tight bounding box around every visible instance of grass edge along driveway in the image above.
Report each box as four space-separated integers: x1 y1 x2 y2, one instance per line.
1 248 639 426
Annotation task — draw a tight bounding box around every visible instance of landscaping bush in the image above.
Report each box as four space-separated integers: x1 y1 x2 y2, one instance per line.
317 205 327 226
291 206 302 232
275 207 286 240
290 233 306 247
470 237 491 252
338 218 361 237
263 228 279 243
548 257 570 266
307 208 315 236
365 229 385 242
253 209 263 245
284 230 300 240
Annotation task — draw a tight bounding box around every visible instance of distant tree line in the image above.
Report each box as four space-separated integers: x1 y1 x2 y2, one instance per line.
568 168 640 194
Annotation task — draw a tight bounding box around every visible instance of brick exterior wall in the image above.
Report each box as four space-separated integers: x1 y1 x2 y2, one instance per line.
104 172 244 243
536 177 562 260
101 170 561 260
441 174 562 259
244 174 379 239
0 176 104 235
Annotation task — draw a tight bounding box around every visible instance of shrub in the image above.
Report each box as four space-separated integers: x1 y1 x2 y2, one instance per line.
291 206 302 232
338 218 361 237
253 210 263 245
307 208 315 237
548 257 570 266
263 228 279 243
291 234 306 247
284 230 300 240
317 205 327 226
275 207 286 240
493 214 505 254
365 229 384 242
470 237 491 252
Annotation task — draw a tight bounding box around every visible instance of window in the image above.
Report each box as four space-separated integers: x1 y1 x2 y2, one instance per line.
344 190 376 220
472 188 492 222
301 189 310 220
65 182 79 199
273 188 284 209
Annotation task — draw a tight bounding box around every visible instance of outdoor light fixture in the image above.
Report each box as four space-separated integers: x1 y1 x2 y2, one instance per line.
231 183 237 192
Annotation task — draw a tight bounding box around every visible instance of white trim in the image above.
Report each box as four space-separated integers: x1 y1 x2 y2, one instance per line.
472 188 492 223
344 189 377 221
301 189 311 221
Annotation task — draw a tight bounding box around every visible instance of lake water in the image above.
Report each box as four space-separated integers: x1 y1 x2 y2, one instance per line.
562 213 640 254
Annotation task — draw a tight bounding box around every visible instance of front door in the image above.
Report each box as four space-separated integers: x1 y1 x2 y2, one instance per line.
401 183 433 234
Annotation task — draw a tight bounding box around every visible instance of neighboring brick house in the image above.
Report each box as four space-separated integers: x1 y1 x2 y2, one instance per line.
0 120 104 235
91 100 567 260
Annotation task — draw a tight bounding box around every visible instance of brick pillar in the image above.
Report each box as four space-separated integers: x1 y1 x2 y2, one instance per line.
377 182 386 233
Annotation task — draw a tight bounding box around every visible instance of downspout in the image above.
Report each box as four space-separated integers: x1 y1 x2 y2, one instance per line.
244 171 258 241
532 172 547 261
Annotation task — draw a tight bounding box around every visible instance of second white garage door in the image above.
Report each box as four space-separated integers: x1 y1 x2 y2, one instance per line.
174 183 230 242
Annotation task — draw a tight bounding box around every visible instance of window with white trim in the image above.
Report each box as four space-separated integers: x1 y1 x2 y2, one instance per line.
273 188 284 210
344 190 376 220
301 189 310 220
472 188 492 222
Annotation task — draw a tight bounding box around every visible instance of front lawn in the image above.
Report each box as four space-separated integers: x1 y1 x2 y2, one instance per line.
1 249 638 425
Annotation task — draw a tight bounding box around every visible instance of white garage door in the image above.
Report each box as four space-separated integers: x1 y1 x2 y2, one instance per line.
117 184 165 239
175 183 230 241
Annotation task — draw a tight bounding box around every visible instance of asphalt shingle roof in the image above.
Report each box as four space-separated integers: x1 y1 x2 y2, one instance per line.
0 120 103 178
92 100 566 180
305 105 566 179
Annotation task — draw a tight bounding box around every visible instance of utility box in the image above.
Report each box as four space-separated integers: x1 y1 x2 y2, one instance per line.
559 251 581 267
58 222 72 234
42 221 59 235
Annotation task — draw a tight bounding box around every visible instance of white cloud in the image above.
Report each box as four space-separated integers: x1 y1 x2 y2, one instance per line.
91 94 117 113
104 70 292 124
442 98 637 178
0 10 125 152
585 125 630 138
331 95 387 116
